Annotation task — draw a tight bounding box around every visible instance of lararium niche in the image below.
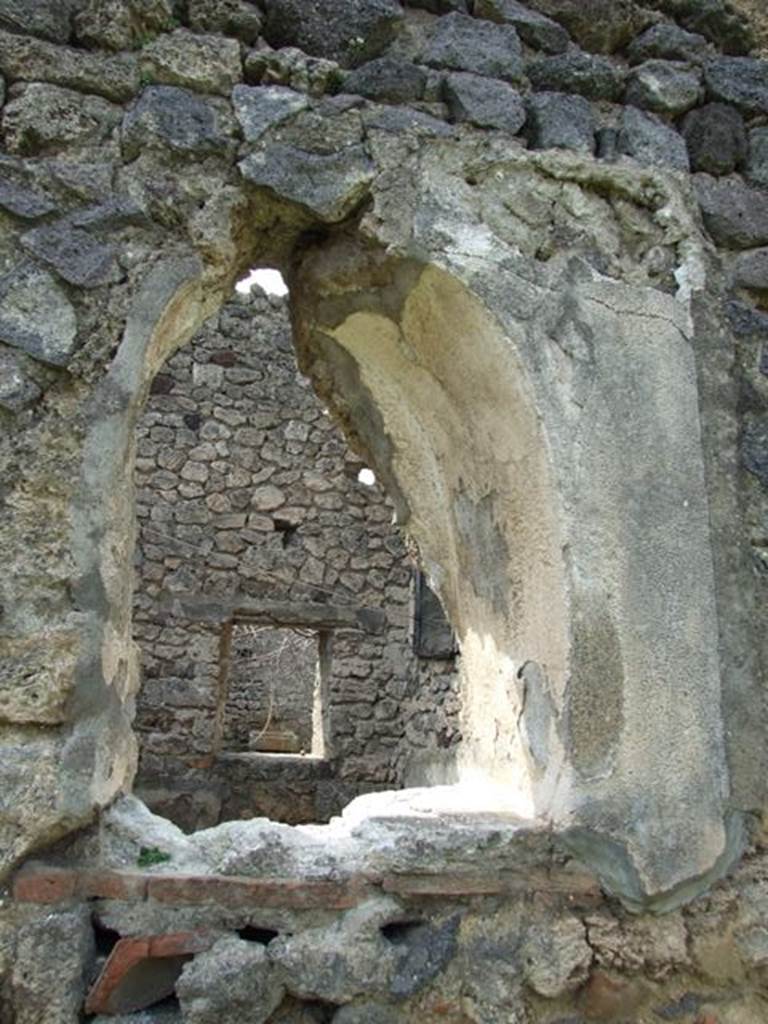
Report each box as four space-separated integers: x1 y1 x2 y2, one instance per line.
131 274 461 831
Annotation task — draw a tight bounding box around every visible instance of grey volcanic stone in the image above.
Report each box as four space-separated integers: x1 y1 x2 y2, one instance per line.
20 222 120 289
344 58 427 104
694 174 768 249
0 162 57 219
625 60 701 116
422 13 524 84
676 0 754 56
232 84 308 143
0 263 78 366
443 72 525 133
705 59 768 116
122 86 233 158
528 52 624 102
389 916 460 998
732 248 768 294
177 936 285 1024
627 23 709 65
0 0 72 42
187 0 263 45
140 29 243 97
724 299 768 340
743 415 768 488
1 82 120 156
75 0 175 52
521 0 649 54
618 106 689 172
0 347 42 413
263 0 404 69
682 103 747 176
474 0 569 54
746 128 768 190
526 92 595 153
239 144 374 222
403 0 468 10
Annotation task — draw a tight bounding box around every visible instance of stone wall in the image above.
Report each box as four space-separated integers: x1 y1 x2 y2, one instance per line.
132 287 461 829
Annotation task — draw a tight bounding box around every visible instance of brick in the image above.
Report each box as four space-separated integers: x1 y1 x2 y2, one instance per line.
12 863 76 904
147 872 368 909
77 869 149 901
85 931 214 1014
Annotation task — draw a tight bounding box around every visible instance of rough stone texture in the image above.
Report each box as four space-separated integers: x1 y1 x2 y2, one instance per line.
121 85 235 158
187 0 262 45
0 348 41 413
627 22 710 64
694 173 768 248
521 0 650 53
74 0 175 52
139 29 242 97
0 0 73 43
733 247 768 294
232 84 309 143
618 104 690 171
442 72 526 133
343 58 427 104
1 82 121 156
746 126 768 189
625 59 702 115
177 935 285 1023
21 222 121 289
263 0 404 69
682 102 747 175
525 91 595 152
704 57 768 114
474 0 569 54
528 51 625 102
421 12 525 83
0 263 78 366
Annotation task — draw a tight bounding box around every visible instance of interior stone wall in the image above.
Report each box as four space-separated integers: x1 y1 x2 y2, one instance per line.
0 0 766 1020
132 286 461 829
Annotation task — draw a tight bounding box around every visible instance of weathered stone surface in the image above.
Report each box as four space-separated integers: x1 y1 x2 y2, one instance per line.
0 29 139 103
705 58 768 115
671 0 755 56
402 0 467 10
522 917 591 997
388 916 460 998
682 103 747 176
443 72 525 133
343 57 427 104
74 0 174 52
732 248 768 293
421 12 524 83
474 0 569 54
0 0 72 43
1 82 120 156
694 173 768 248
618 105 690 172
526 91 595 153
239 144 374 222
91 1009 182 1024
521 0 649 54
742 414 768 487
244 46 340 96
263 0 404 69
0 347 41 413
11 907 95 1024
333 1005 400 1024
0 629 80 722
0 168 57 219
21 222 121 289
187 0 263 45
627 23 710 65
140 29 242 97
746 126 768 189
625 60 701 115
528 51 624 101
177 936 284 1024
232 84 308 143
0 263 78 366
122 85 234 158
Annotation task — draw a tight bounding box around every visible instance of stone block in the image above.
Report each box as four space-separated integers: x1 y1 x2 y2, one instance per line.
521 0 649 54
627 23 709 65
74 0 174 52
262 0 403 69
705 58 768 115
232 84 308 143
618 105 689 172
177 936 284 1024
676 0 755 56
239 144 374 223
732 248 768 295
343 58 427 104
528 51 624 102
21 222 120 290
746 127 768 190
625 60 701 115
526 91 595 154
187 0 263 45
122 85 235 159
694 174 768 249
0 628 80 723
140 29 242 97
443 73 526 134
0 347 41 413
1 82 120 156
742 415 768 487
0 0 72 42
0 28 139 103
474 0 569 54
421 12 524 83
682 103 747 176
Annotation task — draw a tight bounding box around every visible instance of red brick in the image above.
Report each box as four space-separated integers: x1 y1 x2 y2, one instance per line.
12 864 77 904
147 873 367 910
77 869 149 901
85 932 213 1015
382 873 507 897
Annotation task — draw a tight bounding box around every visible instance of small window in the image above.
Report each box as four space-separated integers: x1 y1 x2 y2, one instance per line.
412 571 457 660
223 623 325 755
